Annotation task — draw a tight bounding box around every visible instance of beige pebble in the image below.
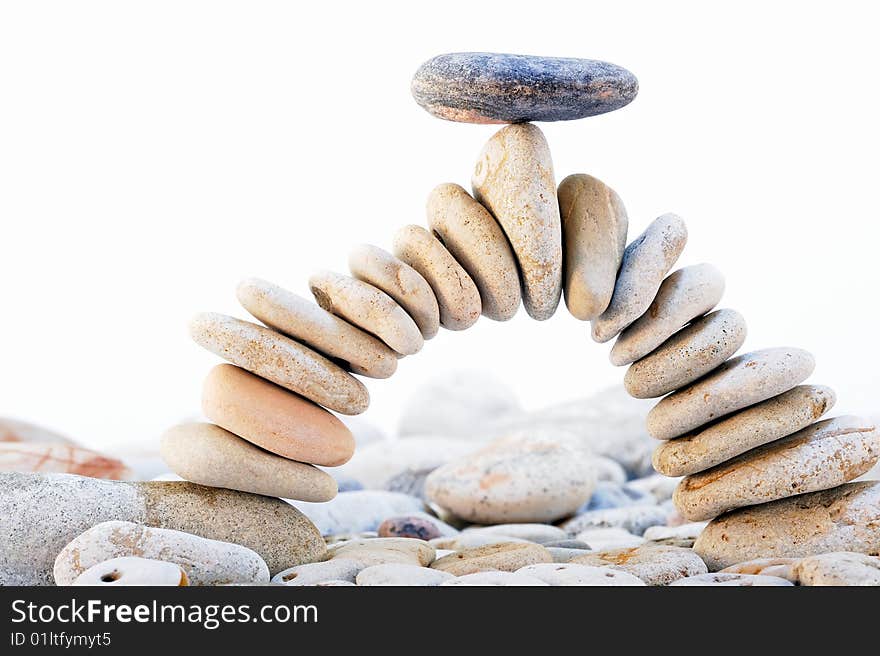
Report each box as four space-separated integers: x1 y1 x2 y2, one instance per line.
430 542 552 576
0 443 132 480
72 557 188 586
624 309 747 399
441 571 549 586
160 422 337 502
571 544 707 586
694 481 880 570
653 385 836 476
189 312 368 415
426 183 520 321
393 224 481 330
591 214 687 343
327 538 435 568
719 557 799 582
356 563 454 586
674 416 879 521
643 522 708 549
309 270 423 356
271 558 363 585
669 572 793 586
517 562 645 586
610 264 725 366
348 244 440 339
647 347 815 440
237 277 397 379
472 123 562 320
793 552 880 586
558 173 628 321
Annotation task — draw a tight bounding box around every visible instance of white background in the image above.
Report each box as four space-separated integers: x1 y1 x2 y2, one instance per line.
1 1 878 453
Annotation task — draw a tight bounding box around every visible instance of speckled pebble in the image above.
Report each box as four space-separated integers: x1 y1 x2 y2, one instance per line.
517 562 646 586
643 522 707 549
572 545 708 586
430 542 552 576
574 527 645 551
719 557 799 582
271 558 363 586
327 538 435 568
793 552 880 586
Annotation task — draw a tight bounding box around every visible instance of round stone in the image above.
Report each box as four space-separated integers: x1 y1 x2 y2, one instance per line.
610 263 725 366
646 347 815 440
72 557 188 587
356 563 454 586
517 562 646 586
309 270 423 356
558 173 628 321
571 544 708 586
591 214 688 343
669 572 793 586
189 312 368 415
377 516 443 541
694 481 880 570
472 123 561 320
673 416 879 521
237 277 397 379
624 309 747 399
327 538 435 568
348 244 440 340
54 520 269 586
393 224 481 330
271 558 363 585
793 552 880 586
160 422 338 502
411 52 638 124
0 442 132 479
653 384 836 477
202 365 355 467
426 183 520 321
430 542 552 576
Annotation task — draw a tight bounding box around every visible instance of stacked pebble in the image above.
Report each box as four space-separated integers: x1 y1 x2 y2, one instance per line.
156 51 879 577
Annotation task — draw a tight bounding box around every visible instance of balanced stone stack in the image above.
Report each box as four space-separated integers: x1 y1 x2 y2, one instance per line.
161 52 880 573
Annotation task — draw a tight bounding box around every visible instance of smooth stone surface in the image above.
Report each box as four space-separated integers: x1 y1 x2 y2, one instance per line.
327 538 435 568
643 522 708 549
548 547 593 563
271 558 363 585
189 312 368 415
694 481 880 570
579 482 655 512
625 309 747 399
0 417 75 444
719 557 799 582
563 505 667 536
674 415 879 521
430 533 529 550
349 244 440 339
654 385 837 476
574 527 645 551
72 557 188 586
558 173 628 321
669 572 793 586
591 214 687 343
647 347 816 440
572 545 708 586
517 563 646 586
393 224 482 330
472 123 562 320
430 542 552 576
463 524 566 544
55 520 269 586
309 270 423 356
793 552 880 586
442 571 549 586
427 183 520 321
411 52 638 124
378 515 444 541
356 563 454 586
237 277 397 379
160 422 337 502
202 364 355 467
425 432 595 523
290 491 424 536
0 442 132 479
0 473 325 585
610 264 725 366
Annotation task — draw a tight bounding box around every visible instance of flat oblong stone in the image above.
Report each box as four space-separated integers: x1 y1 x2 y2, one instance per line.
411 52 638 124
189 312 368 415
610 263 725 366
646 347 815 440
624 309 747 399
591 214 687 343
237 277 397 379
309 270 423 355
427 183 520 321
674 416 880 521
348 244 440 340
472 123 562 320
160 422 338 502
571 544 707 586
694 481 880 571
430 542 552 576
653 385 836 476
202 364 355 467
558 173 628 321
393 224 481 330
72 557 188 587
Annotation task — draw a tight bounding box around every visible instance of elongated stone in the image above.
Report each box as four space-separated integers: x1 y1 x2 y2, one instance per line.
591 214 687 343
624 309 746 399
610 264 724 366
189 312 368 415
674 416 879 521
472 123 562 320
558 174 628 321
647 347 815 440
653 385 836 476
